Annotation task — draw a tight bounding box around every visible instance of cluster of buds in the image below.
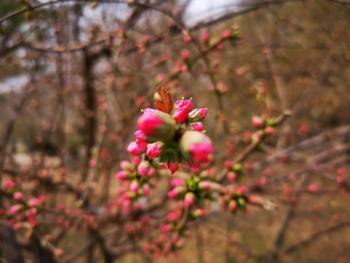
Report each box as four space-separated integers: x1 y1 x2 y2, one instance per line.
224 161 244 182
221 185 250 213
251 114 276 136
1 179 45 230
115 99 213 211
167 169 218 212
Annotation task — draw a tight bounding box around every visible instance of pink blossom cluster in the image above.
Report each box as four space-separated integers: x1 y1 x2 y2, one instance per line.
1 179 45 230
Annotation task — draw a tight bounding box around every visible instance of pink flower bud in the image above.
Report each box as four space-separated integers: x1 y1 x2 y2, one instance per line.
184 192 195 207
14 192 23 201
137 161 150 177
130 181 139 193
135 130 147 150
175 99 193 111
115 171 128 180
265 126 275 135
307 184 320 193
4 179 15 190
8 204 22 215
227 172 237 181
127 142 144 156
251 115 264 128
170 178 185 187
167 162 178 174
222 29 232 39
161 223 172 234
180 49 191 61
146 142 162 158
191 122 204 132
188 108 208 122
173 108 189 123
120 160 133 170
142 184 151 196
180 131 213 164
199 181 211 190
137 109 176 142
131 156 141 165
228 200 237 212
200 31 210 42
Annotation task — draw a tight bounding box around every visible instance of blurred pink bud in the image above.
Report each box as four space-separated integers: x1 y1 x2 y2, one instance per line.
175 99 193 111
161 223 172 234
228 200 237 212
142 184 151 196
199 181 211 190
251 115 264 128
184 192 195 207
200 31 210 42
137 161 150 177
127 142 144 156
120 160 132 170
192 122 204 132
173 108 189 123
171 178 185 187
131 156 141 165
8 204 22 215
167 190 177 199
307 184 320 193
115 171 128 180
137 109 175 142
189 108 208 122
180 131 213 164
130 181 139 193
180 49 190 60
265 127 275 135
227 172 237 181
146 142 162 158
222 29 232 39
190 142 213 163
135 130 147 149
14 192 23 201
167 162 178 174
4 179 15 190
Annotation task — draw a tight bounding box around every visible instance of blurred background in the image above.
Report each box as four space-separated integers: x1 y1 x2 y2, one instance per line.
0 0 350 262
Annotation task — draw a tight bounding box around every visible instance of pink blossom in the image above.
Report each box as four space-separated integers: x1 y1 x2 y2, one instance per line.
200 31 210 42
173 108 189 123
120 160 132 170
4 179 15 190
142 184 151 196
134 130 147 150
184 193 195 207
180 49 190 61
167 211 182 221
227 172 237 181
222 29 232 39
167 162 178 174
170 178 185 187
192 122 204 132
130 181 139 193
189 108 208 122
199 181 211 190
131 156 141 165
14 192 23 201
167 190 177 199
251 115 264 128
175 99 193 111
127 142 144 156
161 224 172 234
8 205 22 215
228 200 237 212
137 109 164 136
137 161 149 177
146 142 162 158
189 142 213 163
115 171 128 180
